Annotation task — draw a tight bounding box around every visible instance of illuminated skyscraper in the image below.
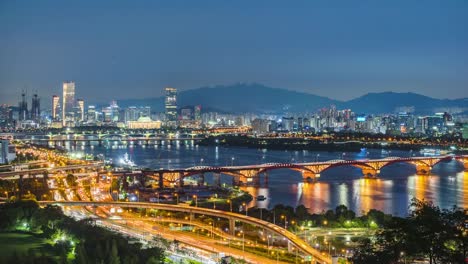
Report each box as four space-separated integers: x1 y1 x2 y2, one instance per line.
52 95 60 120
77 99 84 121
165 87 177 124
62 81 75 126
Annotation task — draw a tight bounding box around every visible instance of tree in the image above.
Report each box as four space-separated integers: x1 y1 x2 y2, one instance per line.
108 239 120 264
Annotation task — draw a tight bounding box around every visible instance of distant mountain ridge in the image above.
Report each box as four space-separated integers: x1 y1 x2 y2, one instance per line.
115 83 467 114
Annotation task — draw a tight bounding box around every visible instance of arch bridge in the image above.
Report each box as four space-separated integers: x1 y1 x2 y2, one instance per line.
142 155 468 187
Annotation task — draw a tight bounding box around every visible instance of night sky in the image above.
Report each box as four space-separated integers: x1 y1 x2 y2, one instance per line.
1 0 467 106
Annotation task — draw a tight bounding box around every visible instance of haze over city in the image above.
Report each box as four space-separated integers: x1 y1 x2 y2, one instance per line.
1 0 468 105
1 2 468 264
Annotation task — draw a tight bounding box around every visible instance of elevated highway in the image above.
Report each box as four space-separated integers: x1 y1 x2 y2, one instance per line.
39 200 332 264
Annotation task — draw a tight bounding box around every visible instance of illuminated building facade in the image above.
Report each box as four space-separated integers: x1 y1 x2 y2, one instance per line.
165 87 177 125
62 81 76 126
77 99 84 121
127 116 161 129
52 95 60 120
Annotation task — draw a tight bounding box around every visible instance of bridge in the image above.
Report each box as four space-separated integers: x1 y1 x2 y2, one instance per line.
1 132 204 147
142 155 468 188
39 200 332 264
0 162 104 179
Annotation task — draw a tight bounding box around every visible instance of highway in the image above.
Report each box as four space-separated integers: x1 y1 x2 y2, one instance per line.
40 200 332 264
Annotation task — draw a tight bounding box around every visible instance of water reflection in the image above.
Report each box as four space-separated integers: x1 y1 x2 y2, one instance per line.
64 143 467 216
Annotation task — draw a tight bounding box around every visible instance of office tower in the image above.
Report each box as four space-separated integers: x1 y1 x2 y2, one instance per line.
180 108 193 120
77 99 84 121
194 105 202 121
62 81 76 126
87 105 96 122
165 87 177 123
30 92 40 121
0 140 8 164
18 91 28 121
52 95 60 120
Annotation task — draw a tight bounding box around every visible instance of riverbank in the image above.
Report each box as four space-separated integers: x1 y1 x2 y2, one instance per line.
198 135 434 152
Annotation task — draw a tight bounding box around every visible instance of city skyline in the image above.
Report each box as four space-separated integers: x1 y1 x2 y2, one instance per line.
1 0 468 105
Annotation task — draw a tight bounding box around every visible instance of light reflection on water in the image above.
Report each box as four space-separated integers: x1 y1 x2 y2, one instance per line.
60 142 467 216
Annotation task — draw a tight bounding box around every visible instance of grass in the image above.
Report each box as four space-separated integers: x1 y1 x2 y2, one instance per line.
0 232 50 263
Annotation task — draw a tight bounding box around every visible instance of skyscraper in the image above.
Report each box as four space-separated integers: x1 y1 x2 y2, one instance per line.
62 81 75 126
77 99 84 122
30 92 40 121
165 87 177 124
18 91 28 121
194 105 202 121
52 95 60 120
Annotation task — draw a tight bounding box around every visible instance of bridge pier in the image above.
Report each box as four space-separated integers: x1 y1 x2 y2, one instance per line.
229 218 235 236
302 170 319 183
198 173 205 186
213 173 221 187
416 165 432 175
263 171 269 186
178 172 184 188
253 175 261 187
362 169 379 178
158 173 164 189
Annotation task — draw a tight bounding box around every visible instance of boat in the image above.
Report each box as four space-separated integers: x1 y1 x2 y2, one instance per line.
419 148 440 156
256 195 267 201
120 152 136 167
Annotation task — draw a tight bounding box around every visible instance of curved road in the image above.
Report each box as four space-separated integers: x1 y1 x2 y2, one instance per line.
39 200 332 264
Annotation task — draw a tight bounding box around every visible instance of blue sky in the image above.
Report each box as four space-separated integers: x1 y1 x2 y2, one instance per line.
1 0 467 105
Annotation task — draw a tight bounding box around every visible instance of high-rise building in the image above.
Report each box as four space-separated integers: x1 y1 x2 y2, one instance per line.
30 92 40 121
194 105 202 121
165 87 177 124
62 81 76 126
87 105 96 123
18 91 28 121
180 107 193 120
52 95 60 120
77 99 84 121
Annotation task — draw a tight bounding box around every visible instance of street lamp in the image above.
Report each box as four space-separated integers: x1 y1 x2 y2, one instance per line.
231 157 235 166
174 193 179 204
226 199 232 212
281 215 287 229
316 154 320 162
193 195 198 207
242 202 248 216
135 191 139 202
4 191 8 199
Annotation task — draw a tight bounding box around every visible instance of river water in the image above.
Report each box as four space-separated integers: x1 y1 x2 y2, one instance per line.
64 141 467 216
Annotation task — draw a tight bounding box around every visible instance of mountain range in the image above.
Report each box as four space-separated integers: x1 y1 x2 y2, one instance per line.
114 83 467 114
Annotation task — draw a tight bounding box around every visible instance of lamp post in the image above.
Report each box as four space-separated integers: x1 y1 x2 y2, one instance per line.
174 193 179 204
231 157 235 166
193 195 198 207
316 154 320 162
240 230 245 256
242 202 248 216
227 199 232 212
4 191 8 199
135 191 139 202
281 215 287 229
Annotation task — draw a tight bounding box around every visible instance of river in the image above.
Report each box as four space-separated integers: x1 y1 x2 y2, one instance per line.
63 141 467 216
